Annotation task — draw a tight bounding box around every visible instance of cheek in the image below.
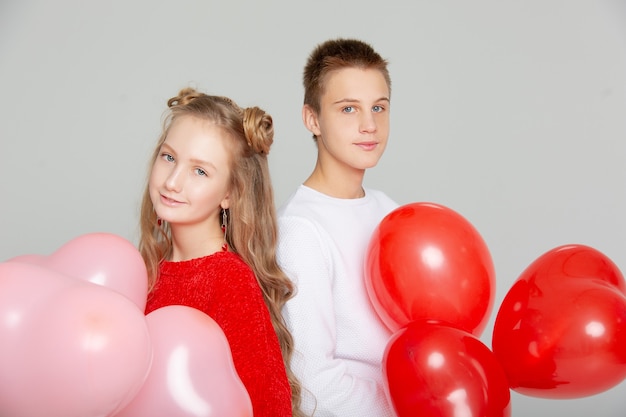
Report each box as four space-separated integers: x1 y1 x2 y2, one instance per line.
203 187 227 207
320 120 348 142
317 115 342 137
149 160 170 183
148 167 163 197
148 169 159 189
376 114 390 133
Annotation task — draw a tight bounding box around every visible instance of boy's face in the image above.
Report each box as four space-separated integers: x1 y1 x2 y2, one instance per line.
305 67 391 172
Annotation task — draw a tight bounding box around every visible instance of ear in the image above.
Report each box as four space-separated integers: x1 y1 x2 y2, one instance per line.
302 104 321 137
220 193 230 210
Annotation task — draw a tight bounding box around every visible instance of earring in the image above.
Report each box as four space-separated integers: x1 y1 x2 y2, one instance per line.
154 208 163 227
221 209 228 251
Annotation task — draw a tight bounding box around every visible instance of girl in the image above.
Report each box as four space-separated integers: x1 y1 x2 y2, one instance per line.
138 88 303 417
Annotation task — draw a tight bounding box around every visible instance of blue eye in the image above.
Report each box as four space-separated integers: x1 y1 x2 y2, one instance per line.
195 168 207 177
161 153 175 162
343 106 355 113
372 105 384 113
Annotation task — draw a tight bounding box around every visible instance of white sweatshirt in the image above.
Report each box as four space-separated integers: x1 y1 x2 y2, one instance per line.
277 185 399 417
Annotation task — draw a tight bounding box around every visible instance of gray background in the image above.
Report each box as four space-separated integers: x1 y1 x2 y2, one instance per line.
1 0 625 415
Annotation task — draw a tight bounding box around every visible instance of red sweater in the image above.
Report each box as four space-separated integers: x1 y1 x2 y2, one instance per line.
145 251 292 417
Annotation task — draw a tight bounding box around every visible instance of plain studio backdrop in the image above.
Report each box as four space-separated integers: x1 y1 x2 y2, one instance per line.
1 1 625 416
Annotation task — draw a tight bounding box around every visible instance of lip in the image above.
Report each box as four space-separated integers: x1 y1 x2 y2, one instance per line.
355 141 379 151
160 194 184 206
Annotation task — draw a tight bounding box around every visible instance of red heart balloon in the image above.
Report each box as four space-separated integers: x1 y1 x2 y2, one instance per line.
365 202 495 336
492 244 626 398
384 320 511 417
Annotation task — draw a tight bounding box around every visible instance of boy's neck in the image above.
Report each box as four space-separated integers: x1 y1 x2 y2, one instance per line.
304 169 365 199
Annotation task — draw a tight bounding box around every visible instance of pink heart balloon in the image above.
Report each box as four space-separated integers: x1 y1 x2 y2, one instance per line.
0 263 153 417
115 305 253 417
9 232 148 310
0 261 79 394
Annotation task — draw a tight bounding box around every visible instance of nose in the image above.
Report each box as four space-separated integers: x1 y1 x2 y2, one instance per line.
359 111 377 133
165 166 184 192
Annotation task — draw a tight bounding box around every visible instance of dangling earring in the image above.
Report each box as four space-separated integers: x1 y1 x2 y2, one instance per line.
221 209 228 252
155 208 163 227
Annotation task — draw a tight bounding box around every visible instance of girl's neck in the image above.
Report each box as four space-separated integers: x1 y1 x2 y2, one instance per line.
169 224 224 262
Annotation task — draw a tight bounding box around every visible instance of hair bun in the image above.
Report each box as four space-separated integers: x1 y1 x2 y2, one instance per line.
243 106 274 155
167 87 203 108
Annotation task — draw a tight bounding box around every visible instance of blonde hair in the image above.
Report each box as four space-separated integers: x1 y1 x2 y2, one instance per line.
138 87 304 416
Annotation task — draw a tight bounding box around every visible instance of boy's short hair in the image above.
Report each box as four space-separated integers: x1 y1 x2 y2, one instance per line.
303 38 391 114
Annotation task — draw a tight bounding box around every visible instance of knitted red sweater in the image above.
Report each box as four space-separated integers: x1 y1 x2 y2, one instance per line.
145 251 292 417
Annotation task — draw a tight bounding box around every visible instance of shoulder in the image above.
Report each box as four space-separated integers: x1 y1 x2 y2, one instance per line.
206 253 269 317
186 251 251 275
277 205 332 255
277 186 330 237
363 188 400 221
277 185 325 218
212 251 250 270
204 252 257 288
364 188 399 208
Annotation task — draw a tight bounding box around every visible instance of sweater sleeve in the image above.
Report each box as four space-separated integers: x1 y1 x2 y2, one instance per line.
277 216 395 417
209 259 292 417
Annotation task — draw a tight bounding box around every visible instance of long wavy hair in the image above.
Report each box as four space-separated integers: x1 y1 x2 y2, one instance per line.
138 87 304 416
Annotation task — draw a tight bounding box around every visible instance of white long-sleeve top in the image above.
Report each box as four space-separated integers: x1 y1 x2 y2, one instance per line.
277 185 399 417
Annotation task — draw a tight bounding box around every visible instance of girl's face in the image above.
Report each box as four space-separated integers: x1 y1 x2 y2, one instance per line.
149 115 231 232
305 67 391 174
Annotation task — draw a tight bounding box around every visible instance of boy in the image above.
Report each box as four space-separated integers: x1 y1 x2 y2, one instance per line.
277 38 398 416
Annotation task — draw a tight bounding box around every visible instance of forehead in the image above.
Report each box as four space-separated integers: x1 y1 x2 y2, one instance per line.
321 67 390 102
165 115 224 143
164 115 231 162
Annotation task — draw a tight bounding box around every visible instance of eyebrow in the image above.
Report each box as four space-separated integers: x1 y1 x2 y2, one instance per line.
190 158 217 171
333 97 390 105
160 143 217 171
